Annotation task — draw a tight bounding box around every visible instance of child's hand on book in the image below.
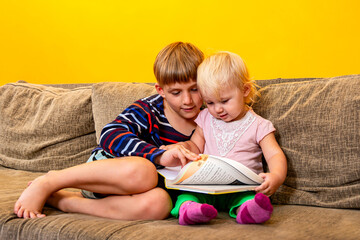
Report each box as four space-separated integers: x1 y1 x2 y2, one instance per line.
155 145 201 167
255 172 284 196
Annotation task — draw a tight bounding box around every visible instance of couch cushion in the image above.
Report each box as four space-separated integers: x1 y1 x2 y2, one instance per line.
0 82 97 171
92 82 157 143
255 77 319 88
253 74 360 209
1 166 360 240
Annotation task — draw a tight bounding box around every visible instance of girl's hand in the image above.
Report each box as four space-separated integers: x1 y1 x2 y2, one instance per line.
159 145 168 150
255 172 283 196
155 145 201 167
257 133 287 196
159 143 187 151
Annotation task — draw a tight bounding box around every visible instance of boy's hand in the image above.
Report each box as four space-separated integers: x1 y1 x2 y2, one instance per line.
255 172 283 196
155 145 201 167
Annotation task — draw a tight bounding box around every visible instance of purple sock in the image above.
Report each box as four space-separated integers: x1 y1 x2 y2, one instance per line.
236 193 273 224
179 201 218 225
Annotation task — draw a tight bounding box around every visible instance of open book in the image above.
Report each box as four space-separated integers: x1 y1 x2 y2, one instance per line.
157 155 263 194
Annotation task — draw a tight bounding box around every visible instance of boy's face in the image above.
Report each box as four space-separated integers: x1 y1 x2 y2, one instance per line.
156 80 203 120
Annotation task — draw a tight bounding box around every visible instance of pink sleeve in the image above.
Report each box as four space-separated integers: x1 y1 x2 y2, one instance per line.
256 118 276 143
194 109 208 129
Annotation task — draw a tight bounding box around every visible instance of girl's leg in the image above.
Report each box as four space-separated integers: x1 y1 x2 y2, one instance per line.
14 157 158 219
226 192 256 219
171 193 217 225
46 187 172 220
228 192 273 224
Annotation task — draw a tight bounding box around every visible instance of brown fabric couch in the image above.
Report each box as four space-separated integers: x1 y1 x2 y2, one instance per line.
0 75 359 240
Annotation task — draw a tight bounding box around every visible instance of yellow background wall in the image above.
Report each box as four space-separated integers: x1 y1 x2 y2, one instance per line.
0 0 359 85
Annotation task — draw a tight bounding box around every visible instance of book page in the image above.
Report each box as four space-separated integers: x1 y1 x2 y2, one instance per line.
157 166 181 180
180 158 235 184
158 154 263 186
180 157 255 185
158 160 206 184
213 156 263 184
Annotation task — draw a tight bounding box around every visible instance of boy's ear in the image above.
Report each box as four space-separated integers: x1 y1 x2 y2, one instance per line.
155 83 166 97
243 83 251 97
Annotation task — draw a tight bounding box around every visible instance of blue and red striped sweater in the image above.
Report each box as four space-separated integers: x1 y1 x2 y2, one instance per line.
96 94 193 164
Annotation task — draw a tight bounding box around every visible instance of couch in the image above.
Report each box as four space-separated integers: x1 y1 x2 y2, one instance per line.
0 75 359 240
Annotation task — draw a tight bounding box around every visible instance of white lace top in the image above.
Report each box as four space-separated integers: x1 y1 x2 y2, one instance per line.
195 108 276 174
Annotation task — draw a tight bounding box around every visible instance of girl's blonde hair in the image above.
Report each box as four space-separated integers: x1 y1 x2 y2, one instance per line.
197 51 259 106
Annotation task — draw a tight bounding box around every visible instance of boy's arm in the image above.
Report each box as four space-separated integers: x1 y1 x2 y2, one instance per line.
255 132 287 196
99 100 165 163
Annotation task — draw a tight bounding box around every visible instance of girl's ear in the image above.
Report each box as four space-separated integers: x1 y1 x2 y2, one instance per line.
243 83 251 97
155 83 166 98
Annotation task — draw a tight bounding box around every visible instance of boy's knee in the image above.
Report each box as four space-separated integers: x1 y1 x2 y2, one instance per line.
140 188 172 220
118 157 158 192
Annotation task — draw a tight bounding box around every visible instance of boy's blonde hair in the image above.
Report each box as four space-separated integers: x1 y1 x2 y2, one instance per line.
197 51 259 106
153 42 204 86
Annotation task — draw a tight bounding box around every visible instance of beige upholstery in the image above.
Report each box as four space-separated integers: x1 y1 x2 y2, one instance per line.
0 83 97 171
253 75 360 208
0 75 359 239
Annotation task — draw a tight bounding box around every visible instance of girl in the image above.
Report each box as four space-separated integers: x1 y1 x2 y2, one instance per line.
167 51 287 225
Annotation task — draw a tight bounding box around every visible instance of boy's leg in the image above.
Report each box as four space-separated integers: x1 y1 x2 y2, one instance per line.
46 187 172 220
14 157 158 219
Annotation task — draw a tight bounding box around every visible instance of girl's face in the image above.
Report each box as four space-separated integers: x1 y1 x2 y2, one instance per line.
203 84 250 122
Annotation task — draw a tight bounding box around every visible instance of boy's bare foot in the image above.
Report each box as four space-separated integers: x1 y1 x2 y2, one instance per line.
14 173 55 219
46 190 83 212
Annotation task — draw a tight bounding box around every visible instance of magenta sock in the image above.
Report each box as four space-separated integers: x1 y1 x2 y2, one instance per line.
179 201 218 225
236 193 273 224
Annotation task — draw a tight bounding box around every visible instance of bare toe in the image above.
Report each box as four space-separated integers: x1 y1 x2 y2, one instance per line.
17 207 24 218
29 211 37 219
23 209 31 219
37 213 46 218
14 201 20 214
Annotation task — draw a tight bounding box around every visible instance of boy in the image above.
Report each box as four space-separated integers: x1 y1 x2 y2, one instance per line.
14 42 204 220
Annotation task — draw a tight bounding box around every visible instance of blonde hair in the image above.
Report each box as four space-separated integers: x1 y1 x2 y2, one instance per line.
153 42 204 86
197 51 259 106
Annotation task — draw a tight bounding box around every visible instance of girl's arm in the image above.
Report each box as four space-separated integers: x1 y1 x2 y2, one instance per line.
255 132 287 196
161 125 205 154
180 126 205 154
157 126 205 166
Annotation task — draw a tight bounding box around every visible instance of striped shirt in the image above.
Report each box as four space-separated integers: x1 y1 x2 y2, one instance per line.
97 94 193 163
